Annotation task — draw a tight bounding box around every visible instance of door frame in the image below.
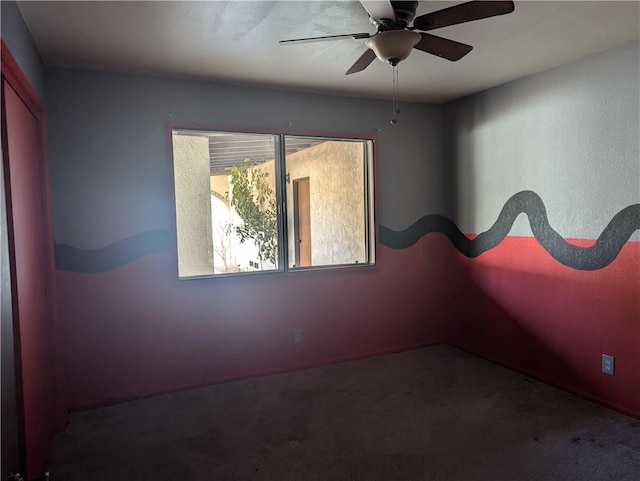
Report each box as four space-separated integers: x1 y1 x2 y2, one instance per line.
292 177 311 267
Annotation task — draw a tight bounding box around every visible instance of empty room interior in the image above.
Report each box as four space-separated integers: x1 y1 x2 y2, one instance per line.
1 1 639 480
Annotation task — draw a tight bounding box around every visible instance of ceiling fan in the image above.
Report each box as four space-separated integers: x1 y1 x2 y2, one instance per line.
279 1 515 75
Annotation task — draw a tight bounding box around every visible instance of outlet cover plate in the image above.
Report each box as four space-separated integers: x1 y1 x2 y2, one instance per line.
293 329 303 345
602 354 615 375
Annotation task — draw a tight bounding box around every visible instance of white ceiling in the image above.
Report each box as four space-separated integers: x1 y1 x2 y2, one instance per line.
17 1 640 104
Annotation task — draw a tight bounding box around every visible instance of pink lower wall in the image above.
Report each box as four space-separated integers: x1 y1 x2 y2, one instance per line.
445 237 640 417
56 232 640 419
56 239 451 411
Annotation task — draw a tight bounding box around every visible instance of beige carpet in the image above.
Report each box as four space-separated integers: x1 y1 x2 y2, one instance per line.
48 345 640 480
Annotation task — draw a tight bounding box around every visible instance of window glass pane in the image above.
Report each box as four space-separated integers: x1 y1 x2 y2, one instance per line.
284 137 370 268
172 129 374 279
173 130 279 277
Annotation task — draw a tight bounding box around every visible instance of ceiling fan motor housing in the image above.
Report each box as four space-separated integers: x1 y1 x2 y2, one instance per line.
389 1 419 27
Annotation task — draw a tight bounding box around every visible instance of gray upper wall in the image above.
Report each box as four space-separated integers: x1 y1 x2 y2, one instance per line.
46 69 447 248
446 40 640 241
0 1 47 101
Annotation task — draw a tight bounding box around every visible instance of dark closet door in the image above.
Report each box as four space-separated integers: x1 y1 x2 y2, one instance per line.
2 78 59 479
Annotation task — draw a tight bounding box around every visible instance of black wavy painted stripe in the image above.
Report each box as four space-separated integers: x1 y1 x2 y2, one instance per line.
380 191 640 271
55 191 639 273
55 230 172 273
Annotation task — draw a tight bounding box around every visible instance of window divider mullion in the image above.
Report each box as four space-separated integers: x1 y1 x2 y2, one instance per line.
274 134 288 272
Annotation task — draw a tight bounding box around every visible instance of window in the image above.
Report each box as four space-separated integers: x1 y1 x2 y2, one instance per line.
171 128 375 278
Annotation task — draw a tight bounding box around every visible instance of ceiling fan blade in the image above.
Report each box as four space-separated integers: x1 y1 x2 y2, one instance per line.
279 33 371 45
346 49 377 75
413 1 515 31
359 0 397 24
414 33 473 61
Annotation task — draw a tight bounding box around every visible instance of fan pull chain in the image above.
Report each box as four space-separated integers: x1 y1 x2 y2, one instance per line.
391 65 400 124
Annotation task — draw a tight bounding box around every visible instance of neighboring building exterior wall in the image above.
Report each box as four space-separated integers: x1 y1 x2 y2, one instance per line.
210 174 229 200
286 141 366 266
172 134 213 277
207 140 367 272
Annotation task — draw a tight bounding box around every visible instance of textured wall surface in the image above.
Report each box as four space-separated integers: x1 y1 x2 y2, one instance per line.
443 41 640 416
46 68 448 409
40 38 640 417
172 134 213 277
286 141 366 266
446 41 639 242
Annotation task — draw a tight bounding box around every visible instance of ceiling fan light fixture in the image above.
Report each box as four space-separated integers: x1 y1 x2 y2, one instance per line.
366 30 421 66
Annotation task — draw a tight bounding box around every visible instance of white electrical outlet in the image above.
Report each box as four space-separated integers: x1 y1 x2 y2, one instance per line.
602 354 614 375
293 329 303 345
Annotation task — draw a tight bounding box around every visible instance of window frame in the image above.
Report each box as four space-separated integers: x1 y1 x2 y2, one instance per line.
167 123 378 279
